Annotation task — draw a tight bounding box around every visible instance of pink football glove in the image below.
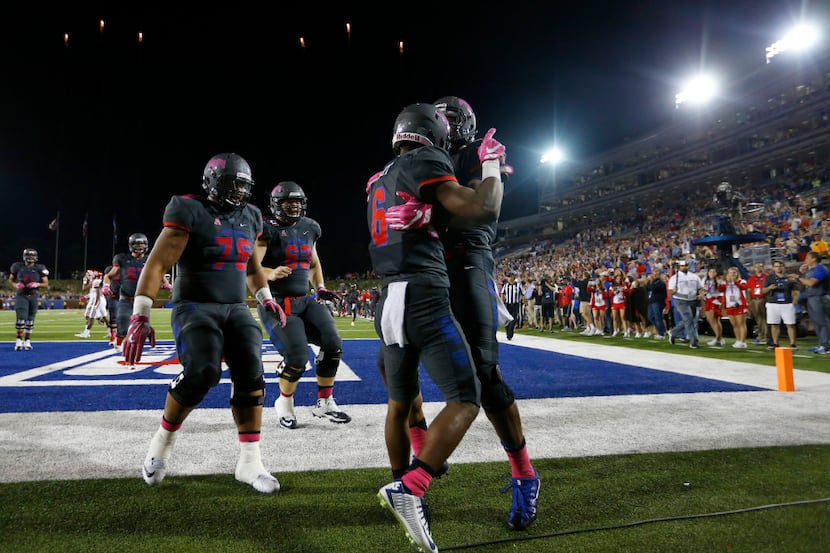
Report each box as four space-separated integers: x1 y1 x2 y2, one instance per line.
14 282 25 290
387 191 433 230
317 287 343 309
477 127 506 163
262 298 286 327
123 314 156 366
26 282 41 289
161 282 173 291
101 284 112 297
501 163 514 175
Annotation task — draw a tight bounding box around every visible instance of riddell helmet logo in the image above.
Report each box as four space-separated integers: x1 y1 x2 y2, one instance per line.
393 132 433 147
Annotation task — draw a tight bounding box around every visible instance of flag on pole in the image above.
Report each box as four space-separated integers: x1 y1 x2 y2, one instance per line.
48 215 59 231
82 214 88 239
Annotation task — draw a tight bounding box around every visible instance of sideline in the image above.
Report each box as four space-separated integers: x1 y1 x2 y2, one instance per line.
2 333 829 483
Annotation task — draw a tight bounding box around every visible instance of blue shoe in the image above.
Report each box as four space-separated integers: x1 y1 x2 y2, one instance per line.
503 471 540 530
378 481 437 553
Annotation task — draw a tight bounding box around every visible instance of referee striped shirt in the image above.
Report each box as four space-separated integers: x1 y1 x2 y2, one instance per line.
501 279 524 305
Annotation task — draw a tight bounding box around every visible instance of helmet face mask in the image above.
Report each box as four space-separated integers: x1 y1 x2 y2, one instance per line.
202 153 254 210
392 103 451 155
129 233 149 256
270 181 307 224
434 96 477 150
23 248 38 264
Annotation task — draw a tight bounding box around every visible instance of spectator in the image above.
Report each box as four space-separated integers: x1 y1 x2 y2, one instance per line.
746 262 770 345
763 260 800 350
797 251 830 354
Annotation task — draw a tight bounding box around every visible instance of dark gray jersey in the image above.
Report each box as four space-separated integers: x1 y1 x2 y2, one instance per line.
260 216 321 297
163 194 263 304
367 146 456 287
110 253 147 299
441 138 498 252
10 262 48 296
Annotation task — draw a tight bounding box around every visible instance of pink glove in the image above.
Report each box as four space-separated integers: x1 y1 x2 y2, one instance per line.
501 163 514 175
317 287 343 308
14 282 25 290
161 282 173 291
387 191 433 230
262 298 286 327
26 282 41 289
123 314 156 365
101 284 112 297
477 127 506 163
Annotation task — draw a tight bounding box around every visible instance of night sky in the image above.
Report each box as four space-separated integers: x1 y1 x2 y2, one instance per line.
1 1 824 278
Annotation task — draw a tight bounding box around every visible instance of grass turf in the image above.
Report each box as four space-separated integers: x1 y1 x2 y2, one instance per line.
1 309 829 552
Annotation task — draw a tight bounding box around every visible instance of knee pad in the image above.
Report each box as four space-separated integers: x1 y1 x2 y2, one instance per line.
315 348 342 378
279 363 305 383
167 371 212 408
229 393 265 408
479 364 516 413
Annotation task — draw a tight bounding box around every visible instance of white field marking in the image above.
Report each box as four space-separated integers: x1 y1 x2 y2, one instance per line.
0 342 360 386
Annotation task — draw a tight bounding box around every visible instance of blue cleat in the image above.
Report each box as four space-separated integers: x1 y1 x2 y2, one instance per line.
503 471 540 530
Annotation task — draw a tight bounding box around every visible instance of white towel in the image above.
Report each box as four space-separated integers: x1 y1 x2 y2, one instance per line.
381 281 408 346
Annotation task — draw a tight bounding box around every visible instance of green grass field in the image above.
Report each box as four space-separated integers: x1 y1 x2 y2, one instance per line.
1 309 829 552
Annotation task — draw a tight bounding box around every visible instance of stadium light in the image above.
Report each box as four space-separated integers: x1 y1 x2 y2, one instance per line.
766 23 821 63
675 74 718 108
540 146 564 165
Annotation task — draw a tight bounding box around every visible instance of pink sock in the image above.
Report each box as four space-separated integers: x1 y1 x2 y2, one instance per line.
239 431 261 443
401 466 432 497
506 445 535 479
409 423 427 456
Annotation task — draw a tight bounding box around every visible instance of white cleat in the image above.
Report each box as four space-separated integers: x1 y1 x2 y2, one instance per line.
311 396 352 424
275 395 298 429
142 457 167 486
235 461 281 494
14 339 23 351
23 340 32 350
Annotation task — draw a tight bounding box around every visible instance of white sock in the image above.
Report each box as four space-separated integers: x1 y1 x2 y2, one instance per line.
146 426 177 462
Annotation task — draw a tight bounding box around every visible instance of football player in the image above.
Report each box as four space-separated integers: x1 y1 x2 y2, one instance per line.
122 152 286 494
76 269 109 338
254 181 349 430
9 248 49 351
385 96 540 533
102 233 171 348
368 102 504 553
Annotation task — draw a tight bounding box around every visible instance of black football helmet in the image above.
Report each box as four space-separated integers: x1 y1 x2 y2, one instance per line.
129 233 149 256
23 248 38 263
434 96 477 150
201 153 254 210
392 103 450 155
270 181 308 224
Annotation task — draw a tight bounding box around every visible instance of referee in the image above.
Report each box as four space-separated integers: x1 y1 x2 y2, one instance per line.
501 273 524 340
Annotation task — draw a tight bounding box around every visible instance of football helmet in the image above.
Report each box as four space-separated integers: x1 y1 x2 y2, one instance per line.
392 103 450 155
270 181 308 224
434 96 477 150
23 248 38 263
129 233 149 256
201 153 254 210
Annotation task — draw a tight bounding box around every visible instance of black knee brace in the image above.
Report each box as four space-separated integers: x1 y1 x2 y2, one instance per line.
229 393 265 408
315 348 342 378
168 371 211 407
279 363 305 383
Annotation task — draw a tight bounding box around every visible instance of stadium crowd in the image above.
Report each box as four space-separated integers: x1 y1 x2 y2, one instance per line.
493 164 830 352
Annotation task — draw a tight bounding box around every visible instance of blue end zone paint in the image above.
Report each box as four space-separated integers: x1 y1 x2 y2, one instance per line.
0 340 768 413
